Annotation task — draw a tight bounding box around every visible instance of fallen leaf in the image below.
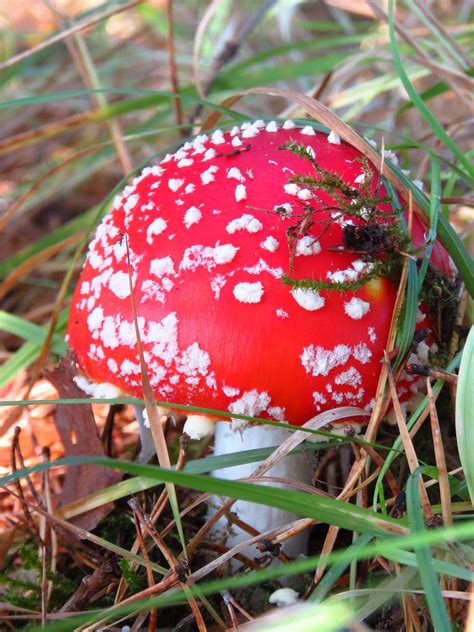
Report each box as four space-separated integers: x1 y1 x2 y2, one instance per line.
44 352 122 531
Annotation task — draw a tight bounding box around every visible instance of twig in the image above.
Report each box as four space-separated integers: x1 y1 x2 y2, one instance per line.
406 364 458 384
223 591 254 622
222 592 239 630
128 498 176 570
10 427 41 542
114 438 188 604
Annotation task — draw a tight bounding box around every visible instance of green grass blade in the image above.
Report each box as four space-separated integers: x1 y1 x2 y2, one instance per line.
398 71 474 114
406 467 452 631
384 182 418 370
0 209 96 278
58 443 335 519
0 309 69 387
404 0 470 70
311 533 373 603
388 0 473 177
223 34 367 75
0 311 67 355
456 327 474 503
1 456 405 536
0 342 39 388
0 88 245 122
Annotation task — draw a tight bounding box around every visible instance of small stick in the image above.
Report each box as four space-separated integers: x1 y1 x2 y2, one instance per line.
221 591 241 630
203 541 261 570
115 434 188 603
129 498 175 570
40 447 56 626
407 364 458 384
224 590 254 622
13 426 44 510
10 427 41 542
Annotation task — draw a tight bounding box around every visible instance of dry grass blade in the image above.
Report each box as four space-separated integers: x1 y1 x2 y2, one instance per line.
0 112 99 157
41 449 57 621
411 0 472 68
366 0 473 101
1 485 160 572
337 189 413 510
313 524 340 587
252 407 368 478
204 408 369 560
124 237 188 563
114 446 188 604
427 379 453 528
190 0 277 124
0 144 100 233
188 519 312 584
384 351 433 520
124 236 171 471
323 0 377 18
392 561 423 632
44 0 132 175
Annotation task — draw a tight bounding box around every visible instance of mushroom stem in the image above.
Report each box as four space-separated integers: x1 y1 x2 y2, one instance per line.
210 421 313 561
133 404 156 463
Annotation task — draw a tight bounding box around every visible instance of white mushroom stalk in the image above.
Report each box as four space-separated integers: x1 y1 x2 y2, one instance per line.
196 406 367 563
209 420 313 560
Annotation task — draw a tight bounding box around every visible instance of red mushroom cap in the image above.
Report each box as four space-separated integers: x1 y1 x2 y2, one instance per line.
67 121 439 425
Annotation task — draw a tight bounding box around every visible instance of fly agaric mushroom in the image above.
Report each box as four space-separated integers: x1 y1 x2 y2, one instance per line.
67 120 448 557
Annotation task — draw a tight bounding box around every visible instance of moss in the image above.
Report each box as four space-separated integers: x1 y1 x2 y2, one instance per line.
277 141 413 291
119 558 146 593
0 572 41 610
419 262 460 346
96 508 136 547
276 142 459 353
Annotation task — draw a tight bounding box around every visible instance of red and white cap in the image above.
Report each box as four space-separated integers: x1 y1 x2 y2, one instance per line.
67 120 442 428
